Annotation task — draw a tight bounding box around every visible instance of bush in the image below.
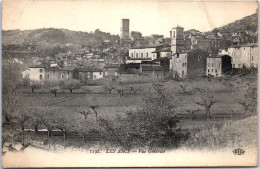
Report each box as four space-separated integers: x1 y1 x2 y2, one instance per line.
99 83 189 149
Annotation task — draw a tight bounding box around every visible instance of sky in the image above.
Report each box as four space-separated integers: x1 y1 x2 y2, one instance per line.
2 0 258 37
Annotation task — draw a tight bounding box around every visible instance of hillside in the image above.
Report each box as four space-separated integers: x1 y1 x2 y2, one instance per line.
212 13 258 33
2 28 120 52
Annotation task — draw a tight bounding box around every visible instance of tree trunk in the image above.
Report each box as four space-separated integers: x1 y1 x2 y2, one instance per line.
21 123 25 131
205 105 210 118
34 125 38 134
82 135 86 143
47 128 51 137
63 130 67 140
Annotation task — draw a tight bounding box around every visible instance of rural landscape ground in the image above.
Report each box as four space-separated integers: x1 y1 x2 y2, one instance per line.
2 68 258 154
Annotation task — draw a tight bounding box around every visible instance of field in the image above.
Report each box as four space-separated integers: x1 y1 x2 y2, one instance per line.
3 70 258 151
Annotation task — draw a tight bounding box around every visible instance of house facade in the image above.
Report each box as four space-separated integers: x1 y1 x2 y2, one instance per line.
228 44 258 68
206 55 232 77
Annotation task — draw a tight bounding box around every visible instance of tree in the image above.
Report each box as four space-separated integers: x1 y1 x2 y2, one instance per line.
60 79 81 93
103 78 116 94
54 110 77 140
238 86 257 116
193 81 220 118
26 107 42 134
99 83 188 148
2 61 23 123
40 108 57 137
75 113 99 143
30 81 42 93
12 107 29 131
45 81 60 97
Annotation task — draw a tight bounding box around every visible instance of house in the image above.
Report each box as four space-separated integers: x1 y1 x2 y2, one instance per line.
140 63 163 79
28 65 46 83
172 49 209 80
103 64 120 77
206 54 232 77
76 67 104 81
45 67 74 81
118 63 141 80
228 44 258 68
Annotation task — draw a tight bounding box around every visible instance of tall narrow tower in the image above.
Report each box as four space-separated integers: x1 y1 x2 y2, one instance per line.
170 25 185 54
120 19 130 39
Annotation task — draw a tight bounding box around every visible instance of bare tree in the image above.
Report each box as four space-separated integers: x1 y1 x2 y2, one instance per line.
193 81 220 118
60 79 81 93
30 81 42 93
103 78 116 94
2 61 23 123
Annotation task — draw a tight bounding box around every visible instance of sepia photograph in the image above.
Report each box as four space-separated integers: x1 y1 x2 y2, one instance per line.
1 0 258 167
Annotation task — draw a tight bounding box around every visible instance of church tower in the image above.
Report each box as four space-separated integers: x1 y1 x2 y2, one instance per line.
170 25 185 54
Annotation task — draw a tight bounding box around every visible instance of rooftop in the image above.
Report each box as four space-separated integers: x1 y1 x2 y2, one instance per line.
77 67 103 72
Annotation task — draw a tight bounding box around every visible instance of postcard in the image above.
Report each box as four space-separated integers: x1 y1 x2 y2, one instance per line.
2 0 258 167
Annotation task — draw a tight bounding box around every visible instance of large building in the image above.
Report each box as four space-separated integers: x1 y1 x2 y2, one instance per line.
126 44 170 64
206 54 232 77
228 44 258 68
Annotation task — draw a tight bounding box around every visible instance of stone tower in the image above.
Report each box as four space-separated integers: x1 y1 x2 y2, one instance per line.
120 19 130 39
170 25 185 54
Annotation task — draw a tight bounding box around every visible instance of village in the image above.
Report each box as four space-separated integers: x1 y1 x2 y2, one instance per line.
3 18 258 85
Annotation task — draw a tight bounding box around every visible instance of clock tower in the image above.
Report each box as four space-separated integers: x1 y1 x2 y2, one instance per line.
170 25 185 54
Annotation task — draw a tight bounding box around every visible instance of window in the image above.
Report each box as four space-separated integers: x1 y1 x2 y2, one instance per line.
131 53 133 58
39 69 43 73
215 69 217 73
198 55 201 61
99 72 102 75
212 63 214 67
39 75 42 79
146 52 149 57
182 63 185 67
173 31 175 38
208 69 210 72
47 75 50 79
61 75 64 78
211 69 213 72
53 71 55 74
94 75 96 79
141 53 143 58
208 63 210 67
136 53 138 58
68 71 70 74
185 55 187 59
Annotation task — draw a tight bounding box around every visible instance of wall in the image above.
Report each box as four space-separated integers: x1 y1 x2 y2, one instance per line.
129 48 157 60
228 46 258 68
172 53 187 79
187 49 208 78
93 72 104 80
29 68 45 83
206 57 222 77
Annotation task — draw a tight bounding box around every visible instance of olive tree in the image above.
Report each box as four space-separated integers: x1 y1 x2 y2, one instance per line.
60 79 81 93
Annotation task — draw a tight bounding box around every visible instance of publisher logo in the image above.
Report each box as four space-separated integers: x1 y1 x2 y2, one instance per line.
233 148 245 155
